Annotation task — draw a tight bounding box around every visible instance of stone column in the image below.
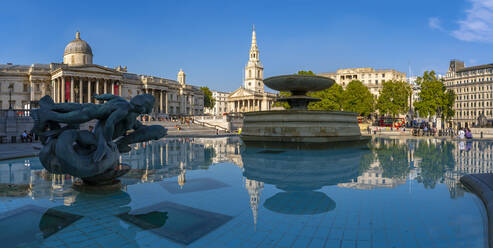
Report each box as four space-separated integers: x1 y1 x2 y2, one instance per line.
165 92 169 114
104 79 108 94
51 80 56 102
96 79 100 95
160 91 164 113
111 81 115 95
79 78 83 103
29 81 35 102
87 79 92 103
41 81 46 97
70 77 74 102
61 77 65 103
119 82 122 96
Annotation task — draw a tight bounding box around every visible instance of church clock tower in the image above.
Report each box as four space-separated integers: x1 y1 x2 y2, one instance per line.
244 25 264 93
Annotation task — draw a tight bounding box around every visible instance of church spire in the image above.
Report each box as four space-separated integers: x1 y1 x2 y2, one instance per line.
251 24 256 48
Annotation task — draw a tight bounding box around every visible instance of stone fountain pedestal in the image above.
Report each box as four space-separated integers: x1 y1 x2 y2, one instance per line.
241 75 367 147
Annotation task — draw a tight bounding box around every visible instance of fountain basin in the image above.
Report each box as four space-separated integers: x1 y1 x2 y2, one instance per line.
241 110 366 145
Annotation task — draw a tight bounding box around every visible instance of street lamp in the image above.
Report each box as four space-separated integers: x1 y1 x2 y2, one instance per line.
8 83 14 109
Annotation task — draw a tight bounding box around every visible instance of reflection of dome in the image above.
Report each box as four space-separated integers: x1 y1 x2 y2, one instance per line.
63 32 93 65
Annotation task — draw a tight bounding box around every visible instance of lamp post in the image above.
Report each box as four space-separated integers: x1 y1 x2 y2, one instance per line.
8 83 14 109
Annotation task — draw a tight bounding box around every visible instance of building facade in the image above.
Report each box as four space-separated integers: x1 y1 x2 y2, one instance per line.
0 32 204 116
204 90 229 116
227 26 276 113
318 68 407 97
444 60 493 128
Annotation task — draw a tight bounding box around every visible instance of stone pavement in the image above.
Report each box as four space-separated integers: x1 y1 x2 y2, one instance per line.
0 142 40 160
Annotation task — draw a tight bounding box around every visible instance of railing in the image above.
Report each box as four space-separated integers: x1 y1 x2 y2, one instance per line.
194 119 229 132
0 109 31 118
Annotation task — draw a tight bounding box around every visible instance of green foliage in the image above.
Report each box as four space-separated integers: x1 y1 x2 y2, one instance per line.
307 83 344 111
297 70 315 75
274 91 292 109
443 90 456 121
200 87 215 108
376 80 411 118
414 71 455 119
414 140 455 189
342 80 375 116
375 140 410 179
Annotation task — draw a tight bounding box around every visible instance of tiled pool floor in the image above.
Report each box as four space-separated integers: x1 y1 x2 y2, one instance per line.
0 137 488 247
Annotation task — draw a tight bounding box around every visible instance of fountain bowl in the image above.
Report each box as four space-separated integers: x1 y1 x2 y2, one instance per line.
264 74 334 95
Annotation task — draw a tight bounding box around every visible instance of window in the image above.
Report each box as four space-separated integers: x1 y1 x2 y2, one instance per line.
382 73 385 77
249 70 252 78
23 84 28 92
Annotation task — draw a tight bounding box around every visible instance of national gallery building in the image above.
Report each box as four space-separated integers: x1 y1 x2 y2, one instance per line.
0 32 204 116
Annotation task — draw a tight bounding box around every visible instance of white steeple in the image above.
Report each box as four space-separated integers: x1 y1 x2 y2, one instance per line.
244 25 264 93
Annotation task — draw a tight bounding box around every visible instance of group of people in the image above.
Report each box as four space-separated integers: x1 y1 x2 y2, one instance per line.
457 128 473 140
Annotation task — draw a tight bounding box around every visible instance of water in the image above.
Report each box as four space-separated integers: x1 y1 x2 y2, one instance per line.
0 137 488 248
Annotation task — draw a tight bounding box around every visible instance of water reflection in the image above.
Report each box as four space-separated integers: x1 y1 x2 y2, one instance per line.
241 146 367 219
2 137 493 210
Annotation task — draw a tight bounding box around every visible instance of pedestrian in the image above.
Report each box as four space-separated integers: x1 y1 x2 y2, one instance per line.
465 128 473 139
367 126 371 135
458 128 465 139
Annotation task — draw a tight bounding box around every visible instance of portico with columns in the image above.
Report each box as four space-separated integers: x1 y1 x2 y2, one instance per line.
50 66 123 103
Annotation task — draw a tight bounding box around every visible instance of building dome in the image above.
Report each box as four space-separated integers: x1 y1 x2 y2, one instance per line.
63 32 93 65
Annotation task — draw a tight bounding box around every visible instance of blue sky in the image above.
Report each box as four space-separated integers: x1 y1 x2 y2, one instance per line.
1 0 493 91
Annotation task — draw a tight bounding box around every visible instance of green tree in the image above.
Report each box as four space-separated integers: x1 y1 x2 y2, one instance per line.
297 70 315 75
342 80 375 116
200 87 215 109
414 71 455 120
307 84 344 111
377 80 411 121
443 90 456 121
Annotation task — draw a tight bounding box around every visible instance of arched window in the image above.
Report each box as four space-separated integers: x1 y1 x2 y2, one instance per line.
249 70 252 78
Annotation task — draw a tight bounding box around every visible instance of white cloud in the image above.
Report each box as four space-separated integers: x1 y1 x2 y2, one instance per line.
428 17 443 30
452 0 493 42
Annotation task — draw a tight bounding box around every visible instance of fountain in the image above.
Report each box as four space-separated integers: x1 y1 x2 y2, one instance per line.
240 74 367 147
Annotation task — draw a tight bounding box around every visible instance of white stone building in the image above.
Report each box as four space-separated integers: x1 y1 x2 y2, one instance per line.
205 90 229 116
0 32 204 116
318 67 407 97
227 26 276 113
444 59 493 128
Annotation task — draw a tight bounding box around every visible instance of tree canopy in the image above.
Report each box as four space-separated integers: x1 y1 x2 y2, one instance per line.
297 70 315 75
200 87 215 109
414 71 455 120
342 80 375 116
376 80 411 118
308 84 344 111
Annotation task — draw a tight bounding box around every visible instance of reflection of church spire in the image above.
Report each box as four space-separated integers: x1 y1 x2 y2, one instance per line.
245 178 263 230
178 162 186 189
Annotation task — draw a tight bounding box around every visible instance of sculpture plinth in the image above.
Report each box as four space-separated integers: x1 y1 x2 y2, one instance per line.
31 94 167 189
240 75 367 147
